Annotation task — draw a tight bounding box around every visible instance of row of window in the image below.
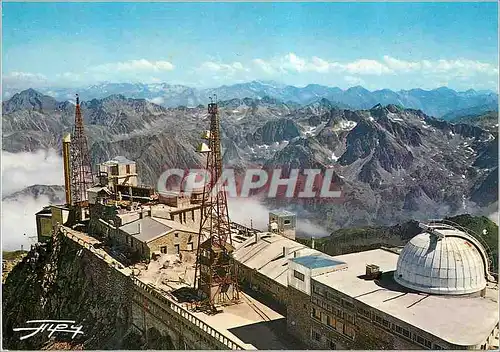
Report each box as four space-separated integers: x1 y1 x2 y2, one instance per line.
311 330 337 349
312 285 445 350
312 307 355 339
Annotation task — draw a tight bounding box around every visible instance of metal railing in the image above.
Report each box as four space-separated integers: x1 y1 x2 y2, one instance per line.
58 225 244 350
131 277 244 350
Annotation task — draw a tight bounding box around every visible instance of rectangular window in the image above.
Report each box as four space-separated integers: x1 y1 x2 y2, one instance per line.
334 307 343 319
424 340 432 349
312 330 321 341
294 270 305 281
175 244 180 254
126 164 130 174
328 339 336 349
344 325 355 339
434 345 443 350
313 285 320 294
342 299 355 310
374 315 383 325
402 328 410 338
357 307 370 319
346 314 355 324
312 307 321 320
161 246 167 254
382 318 390 328
284 219 291 225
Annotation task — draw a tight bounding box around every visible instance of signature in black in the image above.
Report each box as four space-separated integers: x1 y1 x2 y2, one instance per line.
13 320 84 341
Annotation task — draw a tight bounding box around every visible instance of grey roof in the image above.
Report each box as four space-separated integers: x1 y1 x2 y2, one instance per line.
103 156 135 165
291 255 346 269
120 217 172 243
233 233 320 286
269 210 295 217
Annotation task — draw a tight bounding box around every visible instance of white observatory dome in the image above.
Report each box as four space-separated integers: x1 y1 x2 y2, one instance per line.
394 225 488 295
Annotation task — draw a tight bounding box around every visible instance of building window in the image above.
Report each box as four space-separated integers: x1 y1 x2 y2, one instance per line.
346 313 355 324
357 307 371 319
327 339 336 349
312 330 321 341
175 244 180 254
413 334 432 349
160 246 167 254
334 307 343 319
434 345 443 350
126 164 130 174
313 284 320 294
293 270 305 281
175 233 179 238
326 315 335 328
374 314 383 325
312 307 321 320
284 219 291 225
342 299 355 310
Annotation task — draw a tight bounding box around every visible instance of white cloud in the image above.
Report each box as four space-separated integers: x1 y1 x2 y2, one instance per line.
93 59 175 73
2 195 53 251
253 58 277 74
148 96 165 105
249 53 498 79
1 149 66 250
3 71 48 88
1 149 64 196
344 59 392 75
198 61 247 75
344 75 366 86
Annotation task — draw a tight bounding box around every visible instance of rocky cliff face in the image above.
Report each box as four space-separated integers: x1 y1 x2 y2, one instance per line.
2 234 145 350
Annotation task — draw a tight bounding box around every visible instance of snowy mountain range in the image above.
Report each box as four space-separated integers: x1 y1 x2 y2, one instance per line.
3 81 497 118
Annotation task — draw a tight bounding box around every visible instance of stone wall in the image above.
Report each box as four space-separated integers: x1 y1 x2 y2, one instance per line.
147 230 197 255
2 227 245 350
236 264 287 312
286 286 311 346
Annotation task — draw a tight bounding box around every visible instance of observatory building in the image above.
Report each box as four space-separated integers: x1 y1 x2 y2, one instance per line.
287 222 498 350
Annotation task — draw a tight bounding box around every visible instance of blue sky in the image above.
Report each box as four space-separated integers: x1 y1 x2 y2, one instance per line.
2 2 498 91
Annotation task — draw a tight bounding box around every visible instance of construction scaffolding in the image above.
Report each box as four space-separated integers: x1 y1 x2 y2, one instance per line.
194 96 239 313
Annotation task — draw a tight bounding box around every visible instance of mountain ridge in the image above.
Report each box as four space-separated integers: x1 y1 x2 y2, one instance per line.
4 81 497 118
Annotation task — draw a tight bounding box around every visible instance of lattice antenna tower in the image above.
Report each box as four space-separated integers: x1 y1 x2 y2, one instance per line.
194 95 239 313
70 94 94 213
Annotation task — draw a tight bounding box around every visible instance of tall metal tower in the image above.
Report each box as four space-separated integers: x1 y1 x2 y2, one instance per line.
70 94 94 214
194 96 239 313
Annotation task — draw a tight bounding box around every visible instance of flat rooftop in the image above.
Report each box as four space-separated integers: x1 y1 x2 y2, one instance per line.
291 255 346 269
135 251 304 350
313 249 499 347
233 233 319 286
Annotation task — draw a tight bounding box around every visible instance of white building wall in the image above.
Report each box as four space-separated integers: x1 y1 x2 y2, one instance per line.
288 260 312 294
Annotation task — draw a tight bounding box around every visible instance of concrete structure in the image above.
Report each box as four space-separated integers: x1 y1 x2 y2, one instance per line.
233 232 311 310
308 248 498 350
35 206 53 242
87 186 112 205
268 210 296 240
99 156 138 189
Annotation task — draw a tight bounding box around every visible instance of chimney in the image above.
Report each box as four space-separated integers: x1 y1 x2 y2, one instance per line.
311 237 315 250
283 246 289 257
